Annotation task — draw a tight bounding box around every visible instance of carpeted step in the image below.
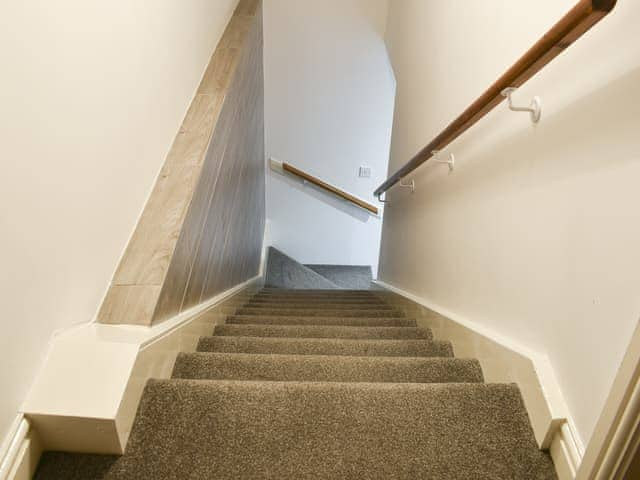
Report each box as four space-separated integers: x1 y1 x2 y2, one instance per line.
304 264 373 290
172 352 484 383
246 297 388 305
35 380 556 479
213 324 432 340
197 336 454 357
241 302 395 311
226 314 417 327
252 294 383 302
235 307 404 317
259 288 378 295
257 289 379 297
264 248 342 290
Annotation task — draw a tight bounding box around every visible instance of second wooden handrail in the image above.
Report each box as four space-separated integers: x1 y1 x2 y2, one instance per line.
275 161 379 215
374 0 617 197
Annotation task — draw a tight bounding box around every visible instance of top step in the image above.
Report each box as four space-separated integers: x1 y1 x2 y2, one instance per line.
259 288 379 295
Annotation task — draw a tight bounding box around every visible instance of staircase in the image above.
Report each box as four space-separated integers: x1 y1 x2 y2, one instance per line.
264 247 374 290
36 288 556 479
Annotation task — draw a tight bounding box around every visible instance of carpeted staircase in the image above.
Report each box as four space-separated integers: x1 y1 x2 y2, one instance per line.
264 247 375 289
36 288 557 479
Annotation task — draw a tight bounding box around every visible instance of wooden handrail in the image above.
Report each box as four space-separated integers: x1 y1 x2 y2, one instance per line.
279 161 379 215
374 0 617 197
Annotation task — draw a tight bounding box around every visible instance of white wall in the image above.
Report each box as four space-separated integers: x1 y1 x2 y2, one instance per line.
380 0 640 450
0 0 238 446
263 0 395 274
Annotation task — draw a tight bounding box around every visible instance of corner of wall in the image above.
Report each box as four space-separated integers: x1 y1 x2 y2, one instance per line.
20 275 262 457
373 279 583 478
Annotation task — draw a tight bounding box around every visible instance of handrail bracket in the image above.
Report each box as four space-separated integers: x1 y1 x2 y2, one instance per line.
432 150 455 172
501 87 542 123
399 178 415 193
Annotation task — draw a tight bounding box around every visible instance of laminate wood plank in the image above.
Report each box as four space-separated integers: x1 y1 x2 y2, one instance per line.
152 227 194 323
152 2 265 324
235 0 260 16
200 8 265 301
166 93 223 167
99 1 265 326
198 47 241 96
203 58 264 299
111 163 200 286
98 285 162 326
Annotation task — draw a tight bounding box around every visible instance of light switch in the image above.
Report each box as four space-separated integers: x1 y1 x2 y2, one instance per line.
358 166 372 178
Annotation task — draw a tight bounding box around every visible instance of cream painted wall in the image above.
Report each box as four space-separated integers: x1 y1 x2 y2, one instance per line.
263 0 395 274
0 0 238 446
380 0 640 449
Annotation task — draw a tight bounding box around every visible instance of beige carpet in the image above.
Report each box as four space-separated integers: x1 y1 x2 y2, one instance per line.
35 288 556 479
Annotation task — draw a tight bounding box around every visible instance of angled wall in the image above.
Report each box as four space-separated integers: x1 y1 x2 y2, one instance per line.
98 0 265 325
0 0 239 456
380 0 640 451
263 0 395 275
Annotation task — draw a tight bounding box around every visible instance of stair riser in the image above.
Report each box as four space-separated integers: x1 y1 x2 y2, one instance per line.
172 353 484 383
213 324 432 340
197 336 454 357
226 315 417 327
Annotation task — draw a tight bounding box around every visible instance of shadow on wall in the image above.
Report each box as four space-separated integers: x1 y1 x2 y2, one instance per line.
397 66 640 207
269 167 375 222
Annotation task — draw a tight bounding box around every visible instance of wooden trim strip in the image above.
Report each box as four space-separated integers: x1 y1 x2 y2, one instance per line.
374 0 617 196
282 162 379 215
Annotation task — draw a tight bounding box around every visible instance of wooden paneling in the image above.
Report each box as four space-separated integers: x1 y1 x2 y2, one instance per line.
98 0 265 326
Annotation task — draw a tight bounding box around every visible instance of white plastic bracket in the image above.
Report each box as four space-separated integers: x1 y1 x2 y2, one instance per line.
431 150 455 171
501 87 542 123
399 178 415 193
377 192 389 204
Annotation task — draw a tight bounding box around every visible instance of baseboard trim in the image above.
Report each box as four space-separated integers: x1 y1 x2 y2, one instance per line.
0 416 42 480
259 222 270 278
551 421 583 480
21 275 262 455
373 279 582 476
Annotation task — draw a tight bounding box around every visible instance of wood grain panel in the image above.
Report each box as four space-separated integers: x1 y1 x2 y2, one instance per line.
99 0 265 325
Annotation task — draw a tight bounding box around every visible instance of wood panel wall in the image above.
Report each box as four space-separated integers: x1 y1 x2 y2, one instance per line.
98 0 265 326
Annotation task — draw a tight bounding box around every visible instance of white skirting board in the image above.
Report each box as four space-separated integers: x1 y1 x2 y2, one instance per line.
17 275 263 464
373 279 583 478
0 416 42 480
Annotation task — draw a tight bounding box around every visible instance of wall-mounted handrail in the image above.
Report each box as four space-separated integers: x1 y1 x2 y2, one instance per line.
271 158 379 215
374 0 617 198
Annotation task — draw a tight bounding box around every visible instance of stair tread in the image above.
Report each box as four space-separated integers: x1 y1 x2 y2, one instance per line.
36 285 553 480
172 352 484 383
36 380 555 479
197 335 454 357
256 290 380 298
213 324 432 340
257 291 379 297
227 315 417 327
252 296 383 302
264 247 343 290
236 307 404 317
243 302 393 309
